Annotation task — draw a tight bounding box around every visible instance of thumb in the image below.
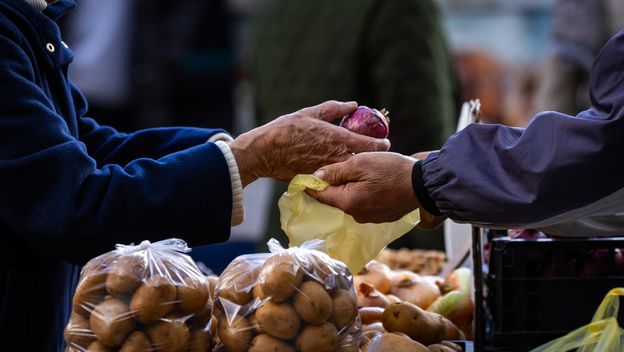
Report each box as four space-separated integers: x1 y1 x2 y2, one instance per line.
313 161 353 186
306 184 346 210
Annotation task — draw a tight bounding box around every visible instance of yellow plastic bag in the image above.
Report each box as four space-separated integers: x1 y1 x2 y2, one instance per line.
279 174 420 273
530 287 624 352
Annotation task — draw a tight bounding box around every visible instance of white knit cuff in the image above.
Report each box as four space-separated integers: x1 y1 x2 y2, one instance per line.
24 0 48 11
215 140 244 226
208 132 234 143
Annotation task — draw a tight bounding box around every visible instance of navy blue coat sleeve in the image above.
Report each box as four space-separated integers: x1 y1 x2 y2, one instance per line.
72 81 231 168
0 31 232 264
414 29 624 227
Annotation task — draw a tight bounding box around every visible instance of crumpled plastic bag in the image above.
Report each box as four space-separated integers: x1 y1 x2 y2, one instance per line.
530 287 624 352
279 174 420 273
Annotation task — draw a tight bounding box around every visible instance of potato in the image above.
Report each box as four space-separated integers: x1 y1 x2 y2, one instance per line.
146 320 190 352
253 282 266 300
259 255 303 302
119 331 152 352
295 322 337 352
106 254 145 297
73 273 108 316
188 327 213 352
217 316 253 352
216 257 260 305
382 302 462 346
329 289 357 328
255 301 301 339
249 334 296 352
428 343 458 352
89 297 136 348
177 277 209 314
87 341 114 352
130 275 176 324
361 333 429 352
293 281 332 325
359 307 385 325
64 312 97 348
193 299 213 325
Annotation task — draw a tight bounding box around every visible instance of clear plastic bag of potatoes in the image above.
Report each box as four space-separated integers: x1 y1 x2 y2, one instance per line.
213 239 360 352
64 238 216 352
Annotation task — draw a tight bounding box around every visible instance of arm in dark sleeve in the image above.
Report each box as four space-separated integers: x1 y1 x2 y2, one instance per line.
365 0 456 153
0 34 232 264
412 29 624 227
72 82 231 167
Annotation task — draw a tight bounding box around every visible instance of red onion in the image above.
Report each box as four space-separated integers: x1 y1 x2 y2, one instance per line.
340 106 389 138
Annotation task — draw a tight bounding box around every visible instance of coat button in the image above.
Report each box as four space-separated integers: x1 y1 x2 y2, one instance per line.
46 43 55 53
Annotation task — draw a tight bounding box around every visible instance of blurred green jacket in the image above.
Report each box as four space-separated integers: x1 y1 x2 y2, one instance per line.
251 0 458 250
252 0 457 153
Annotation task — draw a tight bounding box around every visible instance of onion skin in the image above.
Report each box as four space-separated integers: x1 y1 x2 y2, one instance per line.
340 106 389 139
356 282 390 308
391 272 440 310
355 261 393 294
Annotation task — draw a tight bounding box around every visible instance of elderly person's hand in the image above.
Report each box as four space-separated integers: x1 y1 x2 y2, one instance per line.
230 101 391 186
308 152 446 229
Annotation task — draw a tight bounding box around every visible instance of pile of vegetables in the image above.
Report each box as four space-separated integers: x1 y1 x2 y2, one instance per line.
354 260 473 350
64 239 216 352
212 240 359 352
375 248 446 275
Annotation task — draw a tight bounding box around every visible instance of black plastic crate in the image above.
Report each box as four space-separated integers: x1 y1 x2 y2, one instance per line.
480 236 624 351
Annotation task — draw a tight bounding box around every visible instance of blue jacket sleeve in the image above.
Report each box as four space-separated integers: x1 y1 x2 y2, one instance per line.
0 32 232 264
72 81 231 168
414 29 624 227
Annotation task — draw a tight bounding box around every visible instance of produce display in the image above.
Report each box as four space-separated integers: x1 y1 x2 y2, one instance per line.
212 240 359 352
353 260 474 350
64 239 215 352
375 248 446 275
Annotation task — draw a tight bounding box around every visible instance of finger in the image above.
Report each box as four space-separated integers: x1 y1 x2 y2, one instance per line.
313 160 356 186
306 185 346 210
411 150 436 160
340 128 391 153
301 100 358 122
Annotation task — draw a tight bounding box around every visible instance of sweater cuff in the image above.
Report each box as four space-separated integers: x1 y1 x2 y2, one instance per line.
208 132 234 143
215 140 244 226
412 160 442 216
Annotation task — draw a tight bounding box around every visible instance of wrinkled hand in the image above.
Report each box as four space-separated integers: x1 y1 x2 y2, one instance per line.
230 101 391 186
308 152 419 223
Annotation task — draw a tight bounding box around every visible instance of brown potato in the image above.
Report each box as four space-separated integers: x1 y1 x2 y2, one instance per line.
361 333 429 352
249 334 296 352
217 316 253 352
252 282 266 300
428 344 458 352
89 297 135 348
64 312 96 348
177 277 209 314
359 307 385 325
259 255 303 302
87 341 114 352
146 320 190 352
119 331 152 352
106 255 145 297
255 301 301 339
329 289 357 328
293 281 332 325
188 327 213 352
130 275 176 324
216 257 260 305
295 322 337 352
73 273 108 316
382 302 462 346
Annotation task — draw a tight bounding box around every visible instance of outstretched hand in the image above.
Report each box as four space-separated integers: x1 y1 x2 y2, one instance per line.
230 101 391 186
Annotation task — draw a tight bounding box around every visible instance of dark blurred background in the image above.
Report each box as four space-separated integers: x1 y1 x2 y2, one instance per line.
60 0 624 273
